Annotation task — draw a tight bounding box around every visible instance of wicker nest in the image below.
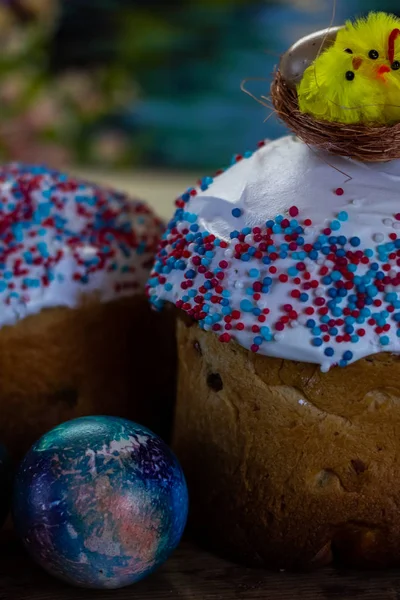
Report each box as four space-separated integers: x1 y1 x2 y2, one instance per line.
271 69 400 163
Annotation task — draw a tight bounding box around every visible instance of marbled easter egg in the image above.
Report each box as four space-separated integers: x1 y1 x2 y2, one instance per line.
0 444 11 527
13 416 188 589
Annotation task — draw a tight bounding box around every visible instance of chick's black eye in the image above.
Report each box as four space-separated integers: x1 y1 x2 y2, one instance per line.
344 48 353 54
392 61 400 70
345 70 355 81
369 49 379 59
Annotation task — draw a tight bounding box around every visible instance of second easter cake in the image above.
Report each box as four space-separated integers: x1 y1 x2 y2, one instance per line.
0 164 174 458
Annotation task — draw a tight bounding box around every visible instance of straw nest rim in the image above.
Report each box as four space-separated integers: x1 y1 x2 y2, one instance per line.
271 70 400 163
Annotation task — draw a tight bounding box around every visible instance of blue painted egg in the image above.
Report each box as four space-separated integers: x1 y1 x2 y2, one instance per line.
13 416 188 589
0 444 11 527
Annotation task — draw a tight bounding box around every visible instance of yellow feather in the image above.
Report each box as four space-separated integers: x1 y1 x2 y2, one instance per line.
336 12 400 61
297 12 400 125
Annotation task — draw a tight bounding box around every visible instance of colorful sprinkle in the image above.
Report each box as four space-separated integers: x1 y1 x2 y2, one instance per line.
0 164 162 325
148 139 400 370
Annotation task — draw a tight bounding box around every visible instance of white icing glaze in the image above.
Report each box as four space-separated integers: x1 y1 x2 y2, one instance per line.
0 164 162 329
149 136 400 368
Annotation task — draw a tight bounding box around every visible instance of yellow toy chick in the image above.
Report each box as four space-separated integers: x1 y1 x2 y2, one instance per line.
297 12 400 125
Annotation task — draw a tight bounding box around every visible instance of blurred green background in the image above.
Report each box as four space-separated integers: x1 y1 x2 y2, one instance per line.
0 0 398 170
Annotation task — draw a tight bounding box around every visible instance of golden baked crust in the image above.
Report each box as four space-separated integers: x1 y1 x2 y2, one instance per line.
0 297 175 459
173 317 400 569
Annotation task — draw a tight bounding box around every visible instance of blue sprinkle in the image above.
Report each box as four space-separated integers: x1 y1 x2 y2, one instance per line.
249 268 259 278
324 347 334 357
380 335 390 346
386 293 397 302
240 299 253 312
232 208 242 218
343 350 353 361
366 285 378 297
338 211 348 221
312 338 323 347
350 237 361 247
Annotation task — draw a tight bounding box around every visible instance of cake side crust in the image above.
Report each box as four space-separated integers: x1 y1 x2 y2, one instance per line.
173 317 400 568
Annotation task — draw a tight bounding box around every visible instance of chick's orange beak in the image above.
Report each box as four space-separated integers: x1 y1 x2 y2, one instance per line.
377 64 391 81
352 56 363 70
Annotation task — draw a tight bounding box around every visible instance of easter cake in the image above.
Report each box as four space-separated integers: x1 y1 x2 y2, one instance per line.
0 164 174 458
148 13 400 569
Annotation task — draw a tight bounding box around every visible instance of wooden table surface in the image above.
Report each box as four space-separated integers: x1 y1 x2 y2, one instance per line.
2 531 400 600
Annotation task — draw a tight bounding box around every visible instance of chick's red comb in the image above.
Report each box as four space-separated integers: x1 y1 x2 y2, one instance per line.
389 28 400 64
